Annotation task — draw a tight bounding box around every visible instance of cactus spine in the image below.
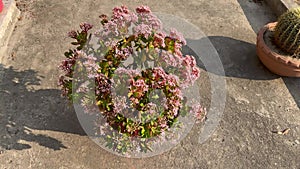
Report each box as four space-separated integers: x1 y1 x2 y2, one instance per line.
274 7 300 58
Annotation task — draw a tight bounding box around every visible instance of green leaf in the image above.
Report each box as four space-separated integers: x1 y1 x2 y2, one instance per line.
106 142 113 149
117 145 122 150
140 126 145 136
151 94 159 99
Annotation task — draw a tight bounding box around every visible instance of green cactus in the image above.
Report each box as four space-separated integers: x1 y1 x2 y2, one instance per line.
274 7 300 58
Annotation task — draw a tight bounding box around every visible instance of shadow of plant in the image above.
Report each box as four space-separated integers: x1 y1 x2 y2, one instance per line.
0 65 85 151
184 36 278 80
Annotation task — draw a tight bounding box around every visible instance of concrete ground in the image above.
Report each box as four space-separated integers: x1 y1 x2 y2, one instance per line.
0 0 299 168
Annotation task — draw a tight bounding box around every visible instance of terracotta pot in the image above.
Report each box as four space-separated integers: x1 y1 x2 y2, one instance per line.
256 22 300 77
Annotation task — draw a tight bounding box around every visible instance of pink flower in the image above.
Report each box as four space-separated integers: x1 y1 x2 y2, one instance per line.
158 117 168 129
136 5 151 14
112 5 138 28
133 23 152 38
59 59 73 75
115 47 133 60
103 20 119 36
129 77 149 107
169 28 186 45
169 87 182 99
99 125 106 136
152 67 166 79
76 81 89 93
171 107 179 117
130 97 140 105
182 55 196 67
83 55 98 66
103 39 118 47
80 22 93 32
135 6 162 30
174 42 183 56
99 14 108 20
95 74 111 94
167 98 181 111
160 50 179 67
112 96 128 113
145 102 157 114
59 51 82 76
153 32 166 47
113 5 129 17
191 66 200 79
131 78 149 93
115 68 140 78
191 104 207 123
146 14 162 30
129 13 138 23
166 74 179 87
179 68 192 88
81 99 98 114
58 76 71 97
67 30 77 38
58 76 65 86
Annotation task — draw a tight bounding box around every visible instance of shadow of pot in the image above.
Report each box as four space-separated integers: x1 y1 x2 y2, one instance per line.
256 22 300 77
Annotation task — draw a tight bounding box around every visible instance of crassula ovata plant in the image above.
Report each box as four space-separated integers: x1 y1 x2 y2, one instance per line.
59 5 206 155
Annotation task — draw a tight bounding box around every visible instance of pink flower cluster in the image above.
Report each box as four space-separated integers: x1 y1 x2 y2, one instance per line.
136 6 151 14
80 22 93 32
112 5 138 27
59 51 93 97
159 49 200 88
151 67 168 88
129 78 149 105
82 55 100 79
128 67 183 119
114 67 141 80
59 5 206 154
95 73 112 95
133 24 152 38
135 5 162 31
58 76 71 97
94 4 196 92
67 23 93 39
112 96 128 114
96 6 137 39
153 32 166 47
96 5 162 43
115 46 133 60
190 104 207 123
170 28 186 45
59 52 79 77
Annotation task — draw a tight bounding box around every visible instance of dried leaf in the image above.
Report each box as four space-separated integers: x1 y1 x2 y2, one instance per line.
282 128 290 135
272 128 291 135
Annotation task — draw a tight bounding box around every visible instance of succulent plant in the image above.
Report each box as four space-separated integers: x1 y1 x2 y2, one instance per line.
274 7 300 58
